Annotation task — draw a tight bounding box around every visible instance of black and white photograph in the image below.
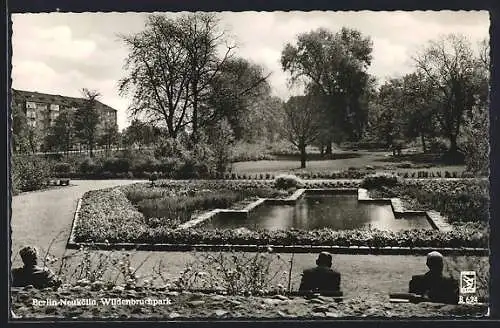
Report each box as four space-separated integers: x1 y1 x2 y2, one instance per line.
8 8 491 320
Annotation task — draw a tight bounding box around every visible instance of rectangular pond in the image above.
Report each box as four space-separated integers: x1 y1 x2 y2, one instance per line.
201 194 432 231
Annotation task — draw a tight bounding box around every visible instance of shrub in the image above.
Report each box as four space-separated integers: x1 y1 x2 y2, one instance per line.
79 157 100 175
149 172 159 186
102 157 131 174
360 173 401 189
130 156 160 175
176 159 211 179
429 138 448 153
52 162 72 176
274 174 304 190
175 250 289 295
12 155 50 192
157 157 182 177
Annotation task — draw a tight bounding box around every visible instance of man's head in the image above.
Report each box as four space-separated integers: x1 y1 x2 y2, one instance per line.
316 251 332 268
19 246 38 266
426 251 444 273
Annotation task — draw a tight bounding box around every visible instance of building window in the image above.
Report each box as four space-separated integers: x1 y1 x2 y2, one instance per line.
26 101 36 109
50 104 60 111
50 111 59 121
26 109 36 119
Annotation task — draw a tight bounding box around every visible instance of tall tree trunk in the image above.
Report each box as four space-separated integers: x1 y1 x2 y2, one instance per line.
300 144 307 169
449 134 458 154
421 133 427 153
325 141 332 155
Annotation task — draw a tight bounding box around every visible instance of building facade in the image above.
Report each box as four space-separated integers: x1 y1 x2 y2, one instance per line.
12 89 118 151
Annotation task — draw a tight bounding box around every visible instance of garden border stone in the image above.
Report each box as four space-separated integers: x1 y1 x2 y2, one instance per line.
67 187 485 255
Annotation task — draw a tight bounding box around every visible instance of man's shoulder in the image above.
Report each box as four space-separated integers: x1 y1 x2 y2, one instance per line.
303 267 340 276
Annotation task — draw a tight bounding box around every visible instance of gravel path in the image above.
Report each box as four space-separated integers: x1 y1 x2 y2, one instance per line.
11 180 144 266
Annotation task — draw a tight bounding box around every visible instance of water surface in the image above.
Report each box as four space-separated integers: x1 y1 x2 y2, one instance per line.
203 195 431 231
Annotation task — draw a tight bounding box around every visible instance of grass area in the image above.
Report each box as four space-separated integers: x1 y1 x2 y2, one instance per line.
33 249 489 300
232 150 465 175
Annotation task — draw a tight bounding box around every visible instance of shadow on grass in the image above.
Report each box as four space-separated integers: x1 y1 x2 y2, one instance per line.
274 152 361 162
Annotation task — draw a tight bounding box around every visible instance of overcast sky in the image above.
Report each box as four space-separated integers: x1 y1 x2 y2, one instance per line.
12 11 489 131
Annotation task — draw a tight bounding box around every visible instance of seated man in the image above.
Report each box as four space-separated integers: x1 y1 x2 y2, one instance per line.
299 252 341 294
409 251 458 304
11 246 62 289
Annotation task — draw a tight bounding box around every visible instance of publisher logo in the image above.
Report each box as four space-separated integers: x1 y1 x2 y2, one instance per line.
460 271 477 294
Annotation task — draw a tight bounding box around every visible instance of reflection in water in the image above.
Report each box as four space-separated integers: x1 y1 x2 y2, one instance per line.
203 195 431 231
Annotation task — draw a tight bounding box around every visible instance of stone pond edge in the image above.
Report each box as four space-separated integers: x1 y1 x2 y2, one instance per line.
67 188 486 255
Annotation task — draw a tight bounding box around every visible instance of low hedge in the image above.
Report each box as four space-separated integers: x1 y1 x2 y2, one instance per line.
74 223 488 249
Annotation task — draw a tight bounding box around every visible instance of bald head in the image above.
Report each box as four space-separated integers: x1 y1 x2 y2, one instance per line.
426 251 444 273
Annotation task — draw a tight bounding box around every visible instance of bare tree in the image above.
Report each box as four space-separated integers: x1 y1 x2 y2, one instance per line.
74 88 100 158
118 13 235 141
283 95 321 168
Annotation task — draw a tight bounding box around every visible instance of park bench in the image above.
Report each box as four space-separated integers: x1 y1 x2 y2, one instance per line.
46 179 71 186
389 292 460 304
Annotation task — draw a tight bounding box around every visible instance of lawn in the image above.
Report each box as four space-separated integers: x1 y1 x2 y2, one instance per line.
231 150 466 175
40 249 489 301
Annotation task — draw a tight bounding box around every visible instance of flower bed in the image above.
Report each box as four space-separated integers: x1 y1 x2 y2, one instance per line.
369 179 489 224
74 188 147 243
72 180 488 250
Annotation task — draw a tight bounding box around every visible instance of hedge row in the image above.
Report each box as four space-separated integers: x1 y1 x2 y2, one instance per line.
74 222 488 249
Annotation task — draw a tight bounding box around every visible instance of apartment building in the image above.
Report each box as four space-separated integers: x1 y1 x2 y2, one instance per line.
12 89 118 150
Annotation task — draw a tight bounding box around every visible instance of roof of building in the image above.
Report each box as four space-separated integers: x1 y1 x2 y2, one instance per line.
12 89 117 113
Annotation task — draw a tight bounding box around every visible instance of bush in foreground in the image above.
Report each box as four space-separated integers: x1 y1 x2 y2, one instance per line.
12 155 50 192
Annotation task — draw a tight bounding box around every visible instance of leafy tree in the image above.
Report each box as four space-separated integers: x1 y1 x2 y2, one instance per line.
413 34 482 154
122 119 144 149
281 27 373 153
74 88 100 157
99 120 119 154
202 57 271 140
462 98 488 175
12 104 29 153
461 38 489 175
45 111 74 156
207 118 234 177
283 95 321 168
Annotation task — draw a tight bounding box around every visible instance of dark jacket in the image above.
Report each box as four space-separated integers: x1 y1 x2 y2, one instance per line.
299 266 341 293
11 265 62 289
409 272 458 304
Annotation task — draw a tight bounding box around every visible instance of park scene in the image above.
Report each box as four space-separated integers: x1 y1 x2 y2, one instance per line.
10 11 489 319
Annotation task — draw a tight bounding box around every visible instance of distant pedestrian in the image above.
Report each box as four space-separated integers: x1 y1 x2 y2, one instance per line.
11 246 62 289
299 252 341 294
409 251 458 304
